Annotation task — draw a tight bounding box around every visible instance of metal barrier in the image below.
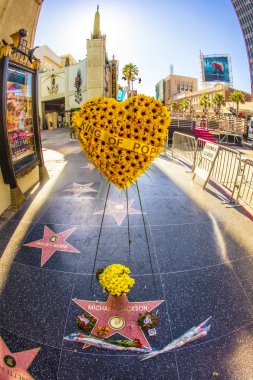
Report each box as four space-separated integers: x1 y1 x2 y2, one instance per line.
236 159 253 209
171 132 243 204
193 139 241 197
170 118 194 129
171 132 196 166
170 113 247 136
210 146 241 197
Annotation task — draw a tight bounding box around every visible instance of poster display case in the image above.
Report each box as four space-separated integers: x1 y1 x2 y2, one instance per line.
6 65 36 171
0 30 48 211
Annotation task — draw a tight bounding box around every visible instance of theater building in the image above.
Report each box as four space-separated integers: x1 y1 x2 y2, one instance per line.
37 6 118 129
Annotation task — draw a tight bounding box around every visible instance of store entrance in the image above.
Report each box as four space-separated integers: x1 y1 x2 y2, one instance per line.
42 97 65 130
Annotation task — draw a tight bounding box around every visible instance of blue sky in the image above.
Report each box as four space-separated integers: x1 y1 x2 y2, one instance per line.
35 0 250 96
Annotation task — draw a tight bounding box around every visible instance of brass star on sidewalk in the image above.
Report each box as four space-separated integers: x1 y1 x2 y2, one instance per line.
94 199 143 225
62 182 98 198
0 337 40 380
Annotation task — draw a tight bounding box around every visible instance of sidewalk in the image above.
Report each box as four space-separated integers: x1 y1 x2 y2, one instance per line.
0 127 253 380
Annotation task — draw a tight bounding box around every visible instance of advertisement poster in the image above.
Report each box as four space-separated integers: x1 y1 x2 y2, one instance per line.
116 88 126 102
6 66 36 165
203 55 230 83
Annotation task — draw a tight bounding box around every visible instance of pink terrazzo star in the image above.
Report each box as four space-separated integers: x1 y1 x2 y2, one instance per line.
23 226 80 266
0 337 40 380
62 182 98 198
94 199 143 225
73 295 163 349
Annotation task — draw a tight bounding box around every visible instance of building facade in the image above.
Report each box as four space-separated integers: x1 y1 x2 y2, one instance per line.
0 0 43 48
231 0 253 98
38 7 118 129
171 83 252 114
156 75 198 107
35 45 77 71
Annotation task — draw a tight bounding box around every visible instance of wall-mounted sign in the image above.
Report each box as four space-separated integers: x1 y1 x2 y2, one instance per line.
111 62 116 99
6 66 36 171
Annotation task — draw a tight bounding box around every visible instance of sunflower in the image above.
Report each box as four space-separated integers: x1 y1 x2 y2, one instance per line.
72 95 171 189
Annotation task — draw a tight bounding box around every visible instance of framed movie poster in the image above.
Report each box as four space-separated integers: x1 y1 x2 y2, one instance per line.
6 65 36 171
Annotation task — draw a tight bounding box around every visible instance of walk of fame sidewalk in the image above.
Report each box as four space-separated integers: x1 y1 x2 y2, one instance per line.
0 127 253 380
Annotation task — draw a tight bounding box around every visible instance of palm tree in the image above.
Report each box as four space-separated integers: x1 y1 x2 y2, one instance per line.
229 91 245 118
171 101 180 111
122 63 139 97
199 94 211 115
179 99 190 113
212 93 226 117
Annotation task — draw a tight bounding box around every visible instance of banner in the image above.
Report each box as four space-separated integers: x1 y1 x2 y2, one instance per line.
83 124 159 157
202 55 230 83
111 62 117 99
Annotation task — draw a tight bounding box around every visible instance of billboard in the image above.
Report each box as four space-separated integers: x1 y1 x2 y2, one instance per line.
202 55 230 83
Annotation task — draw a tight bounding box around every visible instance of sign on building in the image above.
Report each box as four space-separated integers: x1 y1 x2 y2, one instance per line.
111 62 117 99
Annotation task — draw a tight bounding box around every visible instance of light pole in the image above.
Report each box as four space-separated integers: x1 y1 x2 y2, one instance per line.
131 77 141 97
122 76 141 98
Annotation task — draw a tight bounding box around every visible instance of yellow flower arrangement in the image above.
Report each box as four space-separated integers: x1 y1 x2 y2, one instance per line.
98 264 135 296
72 95 171 189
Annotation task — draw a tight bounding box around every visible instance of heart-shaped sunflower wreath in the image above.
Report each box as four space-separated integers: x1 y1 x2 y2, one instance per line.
72 95 171 189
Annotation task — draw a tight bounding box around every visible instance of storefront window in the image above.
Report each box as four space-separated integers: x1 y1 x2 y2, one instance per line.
6 66 36 170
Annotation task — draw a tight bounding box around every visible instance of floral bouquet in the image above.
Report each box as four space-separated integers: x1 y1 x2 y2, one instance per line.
98 263 135 296
137 311 158 335
76 311 96 335
72 95 171 189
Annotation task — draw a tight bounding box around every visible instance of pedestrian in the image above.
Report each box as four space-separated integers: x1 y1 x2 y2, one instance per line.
69 124 77 140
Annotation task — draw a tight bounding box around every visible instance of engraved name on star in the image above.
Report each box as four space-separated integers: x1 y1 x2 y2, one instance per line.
94 199 144 225
0 337 40 380
23 226 80 266
73 295 164 349
62 182 98 198
81 163 95 171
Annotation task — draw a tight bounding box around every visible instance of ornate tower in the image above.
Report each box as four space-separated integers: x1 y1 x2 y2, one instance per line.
86 5 106 99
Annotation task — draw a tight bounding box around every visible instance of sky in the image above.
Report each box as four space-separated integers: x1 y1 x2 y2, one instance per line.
34 0 251 97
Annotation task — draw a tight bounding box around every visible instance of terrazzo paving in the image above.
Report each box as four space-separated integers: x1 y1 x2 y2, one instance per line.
0 128 253 380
